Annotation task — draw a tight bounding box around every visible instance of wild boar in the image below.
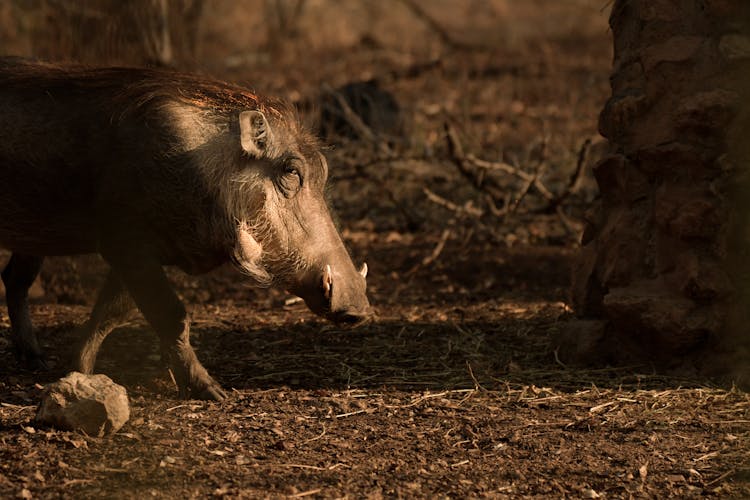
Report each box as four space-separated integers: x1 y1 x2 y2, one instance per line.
0 58 371 400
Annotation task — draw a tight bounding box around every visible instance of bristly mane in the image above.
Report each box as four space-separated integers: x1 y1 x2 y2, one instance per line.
0 57 295 121
0 57 320 160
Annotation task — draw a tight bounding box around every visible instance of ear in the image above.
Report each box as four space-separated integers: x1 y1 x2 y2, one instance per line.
239 110 274 157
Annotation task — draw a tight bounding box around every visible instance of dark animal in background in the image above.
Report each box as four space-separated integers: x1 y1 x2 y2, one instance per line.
0 58 371 400
319 80 402 144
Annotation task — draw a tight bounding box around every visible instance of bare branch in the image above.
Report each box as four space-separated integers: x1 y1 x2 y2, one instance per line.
545 138 592 211
423 188 483 218
406 228 452 276
329 126 586 240
510 175 537 214
396 0 494 52
465 155 556 201
441 122 589 240
445 123 554 213
555 206 584 237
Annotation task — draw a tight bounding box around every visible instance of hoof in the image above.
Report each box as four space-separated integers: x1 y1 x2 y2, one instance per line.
194 383 228 401
177 378 228 401
13 346 49 371
26 355 50 371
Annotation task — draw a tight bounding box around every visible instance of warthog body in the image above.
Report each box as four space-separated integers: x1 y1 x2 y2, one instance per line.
0 58 370 399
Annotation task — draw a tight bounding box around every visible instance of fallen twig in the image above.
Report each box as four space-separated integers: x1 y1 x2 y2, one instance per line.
466 361 485 391
335 409 370 419
302 425 327 445
290 489 323 498
705 469 736 487
62 479 96 488
275 463 326 471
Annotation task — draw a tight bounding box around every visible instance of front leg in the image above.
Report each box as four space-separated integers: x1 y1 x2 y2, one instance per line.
158 319 227 401
100 243 227 401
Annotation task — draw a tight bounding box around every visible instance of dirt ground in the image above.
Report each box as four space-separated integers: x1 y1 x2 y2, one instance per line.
1 1 749 498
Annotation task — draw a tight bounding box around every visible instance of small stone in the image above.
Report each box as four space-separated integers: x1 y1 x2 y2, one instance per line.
582 488 600 498
35 372 129 437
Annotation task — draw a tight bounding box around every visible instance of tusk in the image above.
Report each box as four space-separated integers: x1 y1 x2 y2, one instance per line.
359 262 368 279
323 264 333 300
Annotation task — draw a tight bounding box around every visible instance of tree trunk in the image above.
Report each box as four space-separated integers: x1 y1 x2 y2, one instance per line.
570 0 750 371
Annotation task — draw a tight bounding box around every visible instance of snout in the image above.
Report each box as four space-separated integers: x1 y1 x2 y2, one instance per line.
327 305 373 327
294 263 372 326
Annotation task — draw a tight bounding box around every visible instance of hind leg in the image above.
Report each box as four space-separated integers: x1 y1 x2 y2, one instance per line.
74 269 137 374
2 253 45 369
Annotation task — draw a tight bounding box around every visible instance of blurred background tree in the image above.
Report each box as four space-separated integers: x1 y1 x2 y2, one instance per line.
8 0 203 67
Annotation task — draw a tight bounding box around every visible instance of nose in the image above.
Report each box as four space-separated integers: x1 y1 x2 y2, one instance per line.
328 307 373 326
310 262 371 326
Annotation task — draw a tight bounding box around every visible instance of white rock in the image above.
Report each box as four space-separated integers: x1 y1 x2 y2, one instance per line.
35 372 129 437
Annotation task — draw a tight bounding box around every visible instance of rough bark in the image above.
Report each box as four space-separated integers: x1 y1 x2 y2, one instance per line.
570 0 750 367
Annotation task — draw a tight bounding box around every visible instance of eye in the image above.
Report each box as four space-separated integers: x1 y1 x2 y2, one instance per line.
277 163 302 195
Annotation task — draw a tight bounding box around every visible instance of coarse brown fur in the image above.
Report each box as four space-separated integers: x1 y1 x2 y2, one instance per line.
0 58 370 399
